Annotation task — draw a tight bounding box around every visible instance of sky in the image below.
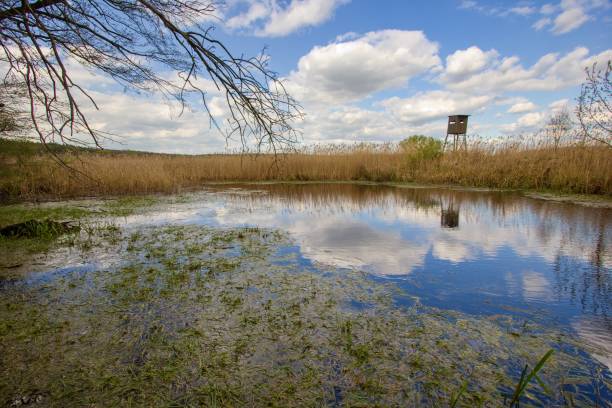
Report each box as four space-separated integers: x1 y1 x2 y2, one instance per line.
80 0 612 153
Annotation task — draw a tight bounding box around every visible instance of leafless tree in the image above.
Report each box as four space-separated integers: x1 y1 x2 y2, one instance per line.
544 106 573 149
0 0 302 152
0 80 30 134
576 61 611 147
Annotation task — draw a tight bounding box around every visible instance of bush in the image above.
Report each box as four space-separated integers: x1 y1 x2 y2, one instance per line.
400 135 443 164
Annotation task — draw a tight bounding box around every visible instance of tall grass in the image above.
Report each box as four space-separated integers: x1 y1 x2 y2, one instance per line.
1 138 610 201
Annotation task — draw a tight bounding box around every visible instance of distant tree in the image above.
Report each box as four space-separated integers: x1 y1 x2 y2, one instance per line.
544 107 573 150
576 61 611 147
0 1 301 151
0 81 29 135
400 135 443 161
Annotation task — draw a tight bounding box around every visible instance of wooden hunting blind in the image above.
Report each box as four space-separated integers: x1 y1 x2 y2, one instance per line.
444 115 469 151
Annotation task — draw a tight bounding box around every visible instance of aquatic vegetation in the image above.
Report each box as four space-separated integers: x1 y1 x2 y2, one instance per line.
509 349 554 407
0 222 609 407
102 196 159 217
0 204 92 228
0 219 79 239
0 196 163 274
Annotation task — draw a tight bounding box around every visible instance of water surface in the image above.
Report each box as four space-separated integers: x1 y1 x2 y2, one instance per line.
122 183 611 368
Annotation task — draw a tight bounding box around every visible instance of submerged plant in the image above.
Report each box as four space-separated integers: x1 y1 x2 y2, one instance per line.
508 349 555 407
0 221 609 407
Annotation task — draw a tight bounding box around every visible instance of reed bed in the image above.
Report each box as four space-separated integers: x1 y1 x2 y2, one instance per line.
1 139 611 201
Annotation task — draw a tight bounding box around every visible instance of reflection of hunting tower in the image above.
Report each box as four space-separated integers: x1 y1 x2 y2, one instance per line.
441 206 459 228
443 115 469 151
439 196 460 228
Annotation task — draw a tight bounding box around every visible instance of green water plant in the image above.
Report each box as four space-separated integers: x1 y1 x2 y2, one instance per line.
508 349 555 407
0 222 607 407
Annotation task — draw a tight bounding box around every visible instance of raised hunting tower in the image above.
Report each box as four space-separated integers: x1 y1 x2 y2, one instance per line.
444 115 469 151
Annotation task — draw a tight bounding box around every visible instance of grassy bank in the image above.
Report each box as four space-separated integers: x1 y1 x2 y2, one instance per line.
1 138 611 200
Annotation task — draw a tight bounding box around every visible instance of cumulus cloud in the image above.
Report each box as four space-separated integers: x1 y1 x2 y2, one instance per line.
286 30 440 104
500 112 546 133
24 12 610 152
440 46 612 94
508 100 538 113
442 46 499 81
537 0 611 35
224 0 349 37
225 2 269 30
552 1 590 34
295 105 448 145
79 90 233 153
549 98 571 111
380 91 492 125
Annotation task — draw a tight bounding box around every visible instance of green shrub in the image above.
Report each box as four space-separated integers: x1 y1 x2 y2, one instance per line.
400 135 443 164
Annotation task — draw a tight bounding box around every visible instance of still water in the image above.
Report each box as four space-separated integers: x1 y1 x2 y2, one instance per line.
2 183 611 405
123 183 611 369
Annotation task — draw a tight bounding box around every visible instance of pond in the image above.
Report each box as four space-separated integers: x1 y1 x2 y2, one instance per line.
1 183 610 407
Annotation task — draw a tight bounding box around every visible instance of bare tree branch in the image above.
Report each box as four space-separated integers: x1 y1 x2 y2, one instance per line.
0 0 302 153
0 0 62 21
576 61 612 147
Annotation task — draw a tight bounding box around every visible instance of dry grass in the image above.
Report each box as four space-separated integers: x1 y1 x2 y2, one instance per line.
1 139 611 201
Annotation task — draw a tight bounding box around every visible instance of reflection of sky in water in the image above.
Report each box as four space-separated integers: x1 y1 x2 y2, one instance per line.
120 184 611 368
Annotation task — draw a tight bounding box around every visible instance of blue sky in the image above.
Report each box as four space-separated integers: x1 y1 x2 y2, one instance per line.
84 0 612 153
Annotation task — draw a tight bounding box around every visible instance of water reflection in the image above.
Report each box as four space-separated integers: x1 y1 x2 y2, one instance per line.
123 183 611 364
440 202 460 229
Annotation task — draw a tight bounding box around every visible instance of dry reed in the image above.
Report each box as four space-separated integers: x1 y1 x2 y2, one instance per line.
1 140 611 201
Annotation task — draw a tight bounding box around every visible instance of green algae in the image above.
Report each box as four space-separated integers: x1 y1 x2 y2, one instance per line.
0 223 609 407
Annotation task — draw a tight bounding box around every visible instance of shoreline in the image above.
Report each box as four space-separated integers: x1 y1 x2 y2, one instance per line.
1 180 611 208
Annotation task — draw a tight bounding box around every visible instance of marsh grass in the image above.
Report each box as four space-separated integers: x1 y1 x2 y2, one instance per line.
0 205 87 256
0 196 160 269
1 138 611 201
508 349 555 407
1 222 609 407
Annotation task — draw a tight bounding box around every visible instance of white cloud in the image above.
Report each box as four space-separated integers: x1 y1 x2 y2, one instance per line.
508 101 538 113
460 1 542 17
533 17 552 30
541 3 559 14
443 46 499 81
224 0 349 37
81 91 232 153
549 98 571 111
517 112 546 127
510 6 537 15
380 91 492 125
295 105 447 144
459 1 478 10
501 112 546 133
552 2 590 34
460 0 610 35
440 46 612 94
225 2 269 30
261 0 349 37
286 30 440 104
538 0 612 35
18 7 609 152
